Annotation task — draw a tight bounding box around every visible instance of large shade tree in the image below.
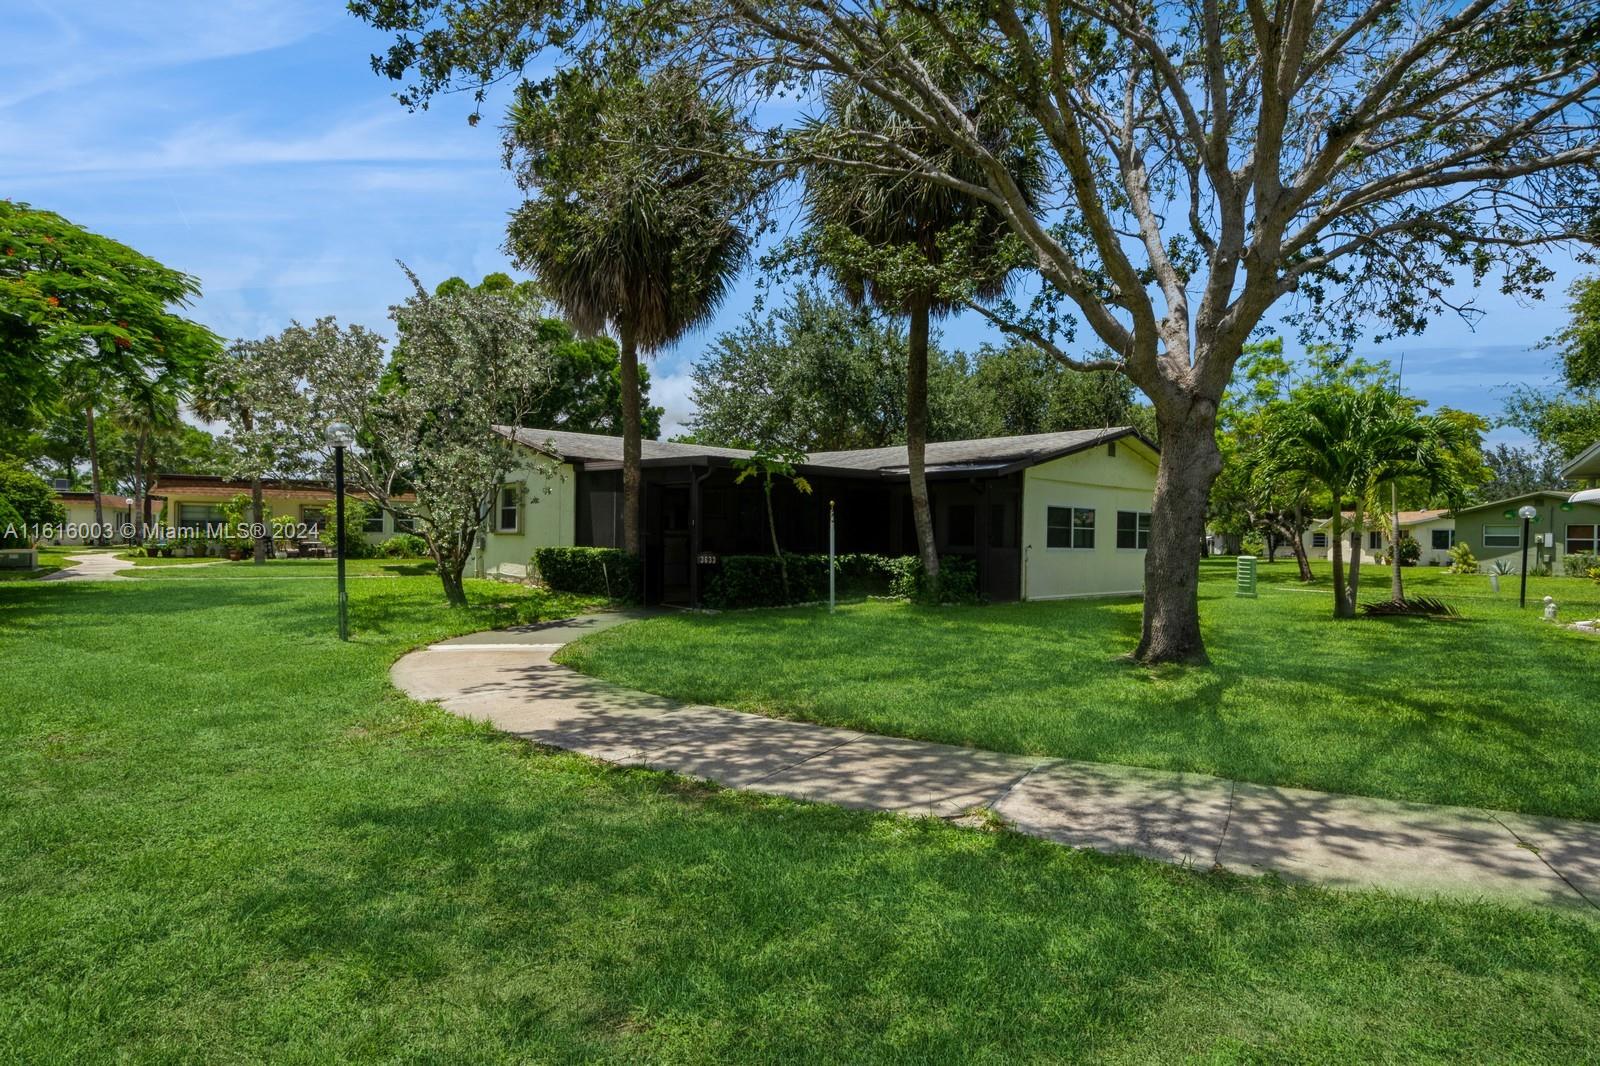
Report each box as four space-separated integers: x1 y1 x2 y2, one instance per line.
354 0 1600 661
501 66 758 556
0 200 218 433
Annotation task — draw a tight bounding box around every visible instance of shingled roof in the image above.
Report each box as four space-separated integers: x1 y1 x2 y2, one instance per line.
804 427 1144 475
494 426 755 465
495 424 1150 478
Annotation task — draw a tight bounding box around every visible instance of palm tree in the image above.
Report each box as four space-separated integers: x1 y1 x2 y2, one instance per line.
109 376 183 545
800 79 1043 589
504 67 754 557
193 346 270 564
59 361 109 543
1259 385 1464 617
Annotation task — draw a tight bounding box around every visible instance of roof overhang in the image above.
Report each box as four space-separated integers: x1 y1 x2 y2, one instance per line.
1561 439 1600 481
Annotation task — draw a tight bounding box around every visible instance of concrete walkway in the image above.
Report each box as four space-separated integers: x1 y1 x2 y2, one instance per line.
392 613 1600 916
38 550 134 582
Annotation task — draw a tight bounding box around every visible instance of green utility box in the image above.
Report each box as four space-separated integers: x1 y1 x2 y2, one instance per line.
1235 555 1258 598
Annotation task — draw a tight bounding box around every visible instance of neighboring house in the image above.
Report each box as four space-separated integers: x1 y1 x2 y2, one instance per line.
1454 490 1600 572
44 492 164 545
1302 509 1457 566
149 474 416 547
476 425 1159 605
1563 439 1600 486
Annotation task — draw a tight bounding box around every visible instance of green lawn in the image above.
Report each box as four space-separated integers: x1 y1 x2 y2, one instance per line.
560 560 1600 821
3 564 1598 1059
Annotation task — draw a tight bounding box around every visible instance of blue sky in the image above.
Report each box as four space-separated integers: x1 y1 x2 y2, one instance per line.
7 0 1584 442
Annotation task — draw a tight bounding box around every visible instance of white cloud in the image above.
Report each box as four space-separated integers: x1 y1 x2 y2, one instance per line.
649 370 699 440
1 0 331 109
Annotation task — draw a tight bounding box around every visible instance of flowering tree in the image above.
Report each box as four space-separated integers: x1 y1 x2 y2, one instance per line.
194 340 314 563
257 271 561 605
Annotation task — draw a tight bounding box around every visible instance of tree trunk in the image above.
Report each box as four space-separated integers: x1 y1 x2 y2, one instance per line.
1135 405 1223 664
1389 482 1403 600
437 557 469 607
1346 521 1365 614
85 405 105 545
1292 502 1314 582
252 477 267 564
132 431 147 546
1329 507 1352 618
764 478 788 596
906 296 939 586
619 321 643 558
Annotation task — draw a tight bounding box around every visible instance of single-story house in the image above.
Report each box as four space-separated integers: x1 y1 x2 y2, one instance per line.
1302 509 1457 566
44 492 163 545
1453 490 1600 571
475 425 1160 605
149 474 416 547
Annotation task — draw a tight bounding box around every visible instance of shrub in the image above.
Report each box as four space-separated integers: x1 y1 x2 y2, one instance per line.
704 552 981 608
1380 532 1421 567
0 496 28 548
887 555 980 604
0 461 65 534
703 555 830 608
381 533 429 558
532 547 641 600
330 497 378 559
1563 552 1599 578
1447 541 1478 574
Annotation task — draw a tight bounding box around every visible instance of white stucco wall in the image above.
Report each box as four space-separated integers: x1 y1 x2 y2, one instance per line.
1021 439 1159 600
475 456 577 578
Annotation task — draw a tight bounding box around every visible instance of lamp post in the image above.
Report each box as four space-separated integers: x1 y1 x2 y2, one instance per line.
1517 503 1537 608
325 422 355 640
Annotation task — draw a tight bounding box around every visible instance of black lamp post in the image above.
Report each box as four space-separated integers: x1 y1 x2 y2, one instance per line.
1517 503 1537 608
326 422 355 640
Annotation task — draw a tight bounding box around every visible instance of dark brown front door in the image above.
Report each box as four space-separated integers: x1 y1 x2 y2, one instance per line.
656 484 693 605
984 494 1021 601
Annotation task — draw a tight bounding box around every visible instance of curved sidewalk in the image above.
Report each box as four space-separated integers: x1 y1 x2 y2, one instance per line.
38 550 133 582
392 613 1599 917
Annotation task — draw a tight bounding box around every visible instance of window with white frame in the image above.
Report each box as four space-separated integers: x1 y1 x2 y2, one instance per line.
300 507 325 533
1483 525 1520 548
1368 530 1383 550
1116 510 1151 549
1311 532 1328 548
496 485 521 533
1567 524 1597 554
1431 528 1455 550
1047 506 1095 549
363 509 385 534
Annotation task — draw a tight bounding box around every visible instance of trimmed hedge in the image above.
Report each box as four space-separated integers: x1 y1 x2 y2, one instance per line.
703 552 980 609
532 546 642 601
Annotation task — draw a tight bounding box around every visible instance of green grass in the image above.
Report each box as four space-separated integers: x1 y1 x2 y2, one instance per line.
4 567 1598 1061
560 560 1600 821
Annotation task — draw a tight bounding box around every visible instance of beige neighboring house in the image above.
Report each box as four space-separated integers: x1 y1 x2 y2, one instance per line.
45 492 162 545
1302 509 1457 566
149 474 416 547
